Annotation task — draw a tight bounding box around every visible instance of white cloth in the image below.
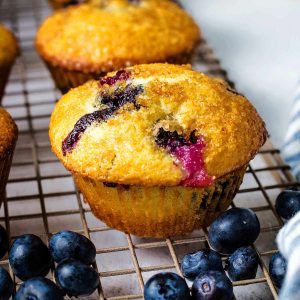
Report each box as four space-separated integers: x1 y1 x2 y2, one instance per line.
277 211 300 300
282 82 300 180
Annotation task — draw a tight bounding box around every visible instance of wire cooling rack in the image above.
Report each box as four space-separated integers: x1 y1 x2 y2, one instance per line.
0 0 299 299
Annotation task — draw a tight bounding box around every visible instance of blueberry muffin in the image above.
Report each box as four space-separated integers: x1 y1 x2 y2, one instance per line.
0 25 19 103
49 63 267 237
36 0 200 93
0 108 18 206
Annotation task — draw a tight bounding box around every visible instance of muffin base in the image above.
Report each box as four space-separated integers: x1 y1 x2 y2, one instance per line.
45 62 99 94
0 65 12 104
74 166 246 238
0 149 15 207
43 51 194 94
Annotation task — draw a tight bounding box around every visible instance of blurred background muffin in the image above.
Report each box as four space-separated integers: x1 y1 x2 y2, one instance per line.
49 63 267 237
36 0 200 93
0 24 19 103
0 108 18 207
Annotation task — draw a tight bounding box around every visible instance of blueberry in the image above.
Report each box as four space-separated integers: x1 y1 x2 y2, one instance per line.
275 190 300 220
0 225 9 259
0 267 13 300
208 208 260 254
181 249 223 281
155 128 188 152
192 271 233 300
15 277 64 300
144 272 191 300
49 231 96 265
269 252 287 288
225 246 259 281
9 234 52 280
55 259 99 297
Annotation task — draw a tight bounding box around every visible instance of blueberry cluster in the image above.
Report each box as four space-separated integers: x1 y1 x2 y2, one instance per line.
0 228 99 299
0 189 293 299
144 207 264 300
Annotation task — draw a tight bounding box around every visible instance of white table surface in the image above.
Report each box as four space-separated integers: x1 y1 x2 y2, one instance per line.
181 0 300 149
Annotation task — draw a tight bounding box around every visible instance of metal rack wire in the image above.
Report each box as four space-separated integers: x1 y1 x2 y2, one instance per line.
0 0 298 299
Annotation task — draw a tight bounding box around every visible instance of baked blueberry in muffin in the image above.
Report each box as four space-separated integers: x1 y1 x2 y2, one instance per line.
49 63 267 237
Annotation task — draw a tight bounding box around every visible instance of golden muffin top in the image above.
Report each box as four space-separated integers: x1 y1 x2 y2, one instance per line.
0 25 19 67
49 63 267 187
0 108 18 158
36 0 200 73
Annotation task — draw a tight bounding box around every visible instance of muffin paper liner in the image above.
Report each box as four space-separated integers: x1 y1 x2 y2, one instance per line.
0 65 12 104
74 166 247 238
45 62 100 94
0 147 16 207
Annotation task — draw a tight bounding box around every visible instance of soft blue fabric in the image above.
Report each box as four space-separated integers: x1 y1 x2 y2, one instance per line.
282 82 300 180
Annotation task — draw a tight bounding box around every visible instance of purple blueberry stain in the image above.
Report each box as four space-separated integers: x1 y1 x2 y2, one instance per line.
62 83 144 155
155 128 188 152
155 128 213 187
99 70 131 86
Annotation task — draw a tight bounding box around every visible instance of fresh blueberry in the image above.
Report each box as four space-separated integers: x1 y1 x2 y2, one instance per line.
55 259 99 297
49 231 96 265
208 207 260 254
192 271 233 300
181 249 223 281
225 246 259 281
269 252 287 288
0 267 13 300
275 190 300 220
15 277 64 300
9 234 52 280
144 272 191 300
0 225 9 259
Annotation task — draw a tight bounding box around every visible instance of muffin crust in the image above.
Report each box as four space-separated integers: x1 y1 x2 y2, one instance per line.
36 0 200 73
49 64 267 186
0 108 18 159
